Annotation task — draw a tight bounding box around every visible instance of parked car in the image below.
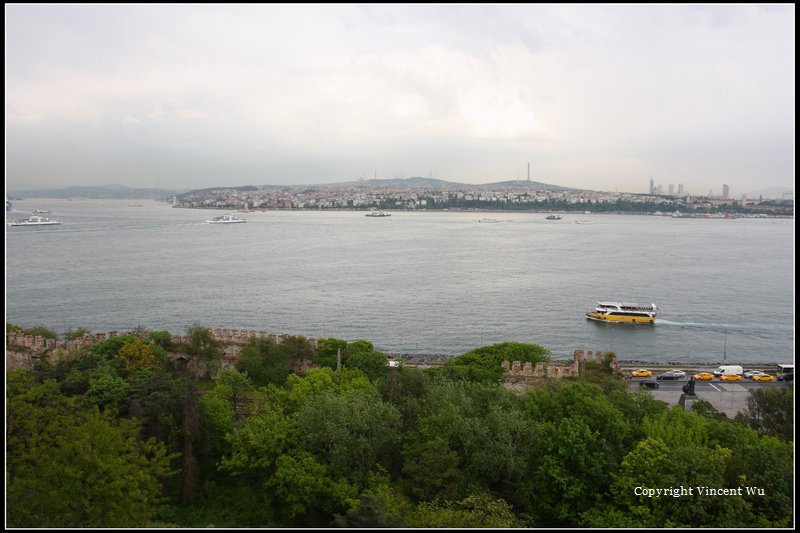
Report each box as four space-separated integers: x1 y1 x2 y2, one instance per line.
656 370 686 380
631 369 652 377
753 374 775 382
713 365 744 377
639 379 659 389
744 370 766 378
693 372 714 381
721 374 742 382
777 372 793 382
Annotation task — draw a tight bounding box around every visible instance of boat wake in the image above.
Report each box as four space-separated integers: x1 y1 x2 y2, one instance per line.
656 319 790 335
657 319 740 329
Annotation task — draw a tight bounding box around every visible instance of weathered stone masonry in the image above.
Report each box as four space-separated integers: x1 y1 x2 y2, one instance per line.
5 328 319 370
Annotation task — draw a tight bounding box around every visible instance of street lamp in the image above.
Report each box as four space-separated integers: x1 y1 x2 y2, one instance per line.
723 331 727 364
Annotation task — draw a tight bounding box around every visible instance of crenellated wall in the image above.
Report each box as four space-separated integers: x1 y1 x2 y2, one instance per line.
502 349 621 388
5 328 319 370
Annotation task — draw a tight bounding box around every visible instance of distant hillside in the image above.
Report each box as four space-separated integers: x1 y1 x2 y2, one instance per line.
341 177 470 189
481 179 570 191
331 176 567 191
177 185 258 199
8 185 184 200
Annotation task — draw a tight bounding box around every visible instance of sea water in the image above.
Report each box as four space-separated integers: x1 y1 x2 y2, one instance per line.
5 198 794 363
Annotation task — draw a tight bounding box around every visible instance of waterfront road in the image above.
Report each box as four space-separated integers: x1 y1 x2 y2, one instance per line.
628 378 791 418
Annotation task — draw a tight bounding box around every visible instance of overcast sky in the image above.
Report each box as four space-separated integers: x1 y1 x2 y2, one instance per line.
5 4 795 196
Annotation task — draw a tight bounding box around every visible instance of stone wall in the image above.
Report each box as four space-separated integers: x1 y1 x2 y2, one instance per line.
5 327 319 370
502 349 620 389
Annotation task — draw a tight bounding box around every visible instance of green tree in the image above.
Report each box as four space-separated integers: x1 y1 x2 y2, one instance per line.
378 367 427 432
444 342 550 382
284 367 374 409
736 386 793 441
296 389 402 484
344 349 388 381
213 367 254 413
86 364 129 411
407 492 519 528
89 334 138 360
149 330 174 350
238 336 292 387
266 452 358 526
401 437 461 502
220 402 297 477
7 370 176 528
118 338 164 374
184 324 223 377
315 337 348 368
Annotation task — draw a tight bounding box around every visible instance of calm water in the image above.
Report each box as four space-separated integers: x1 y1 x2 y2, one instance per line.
5 199 795 364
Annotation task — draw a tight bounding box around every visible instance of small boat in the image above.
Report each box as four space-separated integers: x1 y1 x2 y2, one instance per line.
9 215 62 226
365 211 391 217
545 214 563 220
586 302 658 324
32 209 52 214
206 214 246 224
575 219 593 225
478 218 499 223
128 204 143 207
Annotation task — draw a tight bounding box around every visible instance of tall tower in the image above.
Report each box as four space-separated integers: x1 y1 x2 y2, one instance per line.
649 177 654 195
722 184 730 199
527 162 531 182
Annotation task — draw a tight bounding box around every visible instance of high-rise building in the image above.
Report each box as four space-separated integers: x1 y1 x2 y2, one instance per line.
677 184 684 196
722 184 730 198
649 177 654 195
668 184 674 196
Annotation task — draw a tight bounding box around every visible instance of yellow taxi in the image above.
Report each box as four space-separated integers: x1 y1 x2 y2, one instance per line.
631 369 652 377
693 372 714 381
721 374 742 382
753 374 775 382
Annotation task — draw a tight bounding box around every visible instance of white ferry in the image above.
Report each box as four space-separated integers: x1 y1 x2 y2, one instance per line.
365 211 391 217
545 214 563 220
478 218 500 223
9 215 62 227
206 214 246 224
586 302 658 324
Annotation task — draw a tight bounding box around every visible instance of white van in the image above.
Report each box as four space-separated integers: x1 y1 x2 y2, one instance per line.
712 365 743 377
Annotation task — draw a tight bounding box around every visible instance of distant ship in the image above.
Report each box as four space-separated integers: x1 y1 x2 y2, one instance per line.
206 214 246 224
32 209 52 214
586 302 658 324
545 214 563 220
365 211 391 217
8 215 62 227
478 218 499 223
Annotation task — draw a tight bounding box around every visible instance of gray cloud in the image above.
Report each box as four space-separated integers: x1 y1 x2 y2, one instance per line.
6 4 795 195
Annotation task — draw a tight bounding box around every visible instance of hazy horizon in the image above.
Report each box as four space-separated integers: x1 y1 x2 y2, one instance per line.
6 5 795 198
4 178 794 201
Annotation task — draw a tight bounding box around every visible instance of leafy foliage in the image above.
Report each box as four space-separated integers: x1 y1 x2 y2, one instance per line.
736 386 793 440
6 335 794 528
7 371 176 528
444 342 551 382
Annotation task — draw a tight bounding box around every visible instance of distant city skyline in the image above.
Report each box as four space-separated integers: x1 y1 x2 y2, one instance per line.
6 5 795 196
